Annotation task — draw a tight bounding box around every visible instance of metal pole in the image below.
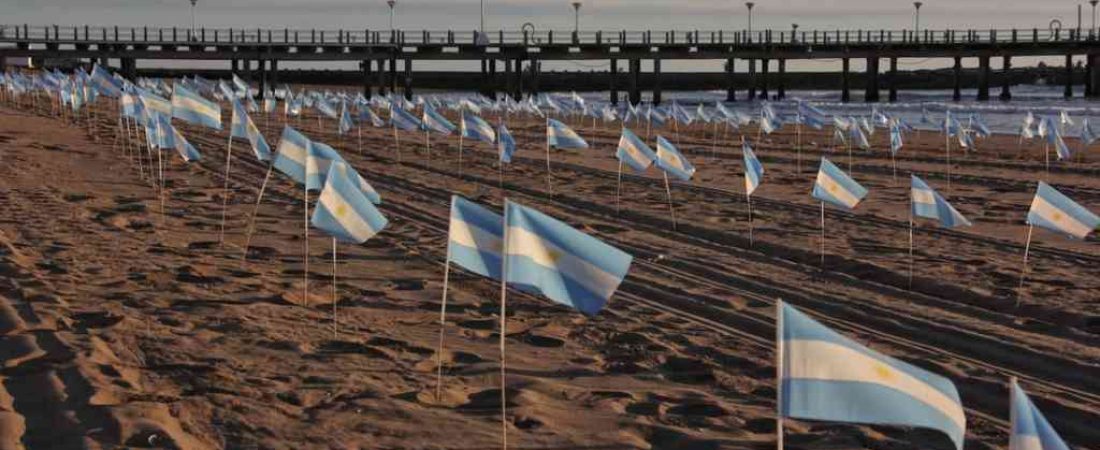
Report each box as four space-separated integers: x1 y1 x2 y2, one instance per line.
190 0 197 38
481 0 486 34
914 2 923 39
746 2 755 37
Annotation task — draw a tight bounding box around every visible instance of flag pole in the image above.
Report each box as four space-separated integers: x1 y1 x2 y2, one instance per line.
435 246 453 401
796 122 802 174
303 187 310 307
1044 142 1050 175
332 237 338 338
747 191 754 247
425 129 432 171
776 299 785 450
615 159 623 216
663 171 677 231
908 196 915 289
393 122 402 164
711 121 718 160
241 163 275 260
545 118 553 195
1016 225 1034 307
459 132 465 180
945 133 952 191
358 123 363 154
819 201 826 269
219 135 234 246
499 202 511 450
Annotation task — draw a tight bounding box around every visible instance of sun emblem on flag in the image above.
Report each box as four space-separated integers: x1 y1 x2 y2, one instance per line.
1051 211 1063 222
335 204 348 218
874 363 895 381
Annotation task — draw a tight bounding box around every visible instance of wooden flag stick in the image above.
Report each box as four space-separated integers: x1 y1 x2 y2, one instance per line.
332 237 338 338
498 207 511 450
459 133 465 180
908 201 915 289
241 163 275 260
435 248 452 401
819 201 826 269
219 135 234 246
663 171 677 231
795 122 802 174
945 134 952 191
747 192 754 247
545 118 553 195
1016 225 1034 307
776 299 785 450
303 187 310 307
615 159 623 216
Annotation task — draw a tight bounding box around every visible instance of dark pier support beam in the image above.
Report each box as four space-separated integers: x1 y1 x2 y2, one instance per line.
747 59 757 101
864 57 880 102
270 59 279 89
259 60 268 96
0 56 6 72
653 59 663 105
628 59 640 106
489 59 497 100
531 58 541 97
403 59 413 101
888 58 898 102
480 59 487 98
389 54 398 94
243 59 252 86
976 55 990 101
1064 54 1074 99
760 59 769 100
952 56 962 102
1089 54 1100 99
230 59 238 75
777 59 786 100
513 58 524 100
504 59 513 101
362 60 373 99
1000 56 1012 101
376 59 387 96
121 58 137 81
1086 55 1093 98
725 59 736 102
609 59 618 105
840 58 850 103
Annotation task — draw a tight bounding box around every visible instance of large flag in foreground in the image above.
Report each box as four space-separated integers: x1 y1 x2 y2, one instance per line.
743 141 764 196
273 126 311 185
813 158 868 210
311 161 388 244
1026 182 1100 239
1010 379 1070 450
171 84 222 130
655 136 696 181
448 195 504 280
911 175 971 228
778 301 966 449
504 201 633 316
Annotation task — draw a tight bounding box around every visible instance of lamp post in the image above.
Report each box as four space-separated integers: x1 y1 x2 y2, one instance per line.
913 2 923 39
481 0 486 34
792 23 799 43
387 0 397 31
189 0 197 39
572 2 582 34
1091 0 1098 37
746 2 755 39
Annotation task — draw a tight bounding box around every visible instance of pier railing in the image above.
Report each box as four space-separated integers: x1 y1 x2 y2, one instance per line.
1 25 1096 47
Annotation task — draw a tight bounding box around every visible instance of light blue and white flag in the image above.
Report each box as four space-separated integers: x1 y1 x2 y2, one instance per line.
655 136 696 181
305 141 345 192
1047 127 1072 160
812 158 868 210
547 118 589 149
1010 379 1070 450
232 74 249 94
850 121 871 149
169 122 202 162
1079 118 1097 146
139 90 172 118
423 104 456 135
448 195 504 280
1027 182 1100 239
779 301 966 450
391 106 422 131
503 201 633 316
171 84 222 130
670 102 694 125
273 126 312 185
497 124 516 163
339 102 354 135
461 110 496 143
743 141 764 196
311 161 388 244
616 128 657 173
231 99 272 162
890 121 904 155
316 98 338 119
911 175 971 228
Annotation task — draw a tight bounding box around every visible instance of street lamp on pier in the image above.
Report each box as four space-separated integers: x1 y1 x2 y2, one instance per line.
189 0 197 39
746 2 755 40
387 0 397 31
1090 0 1098 37
572 2 582 34
913 2 923 40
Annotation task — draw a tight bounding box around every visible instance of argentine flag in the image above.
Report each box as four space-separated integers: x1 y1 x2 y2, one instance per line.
338 102 354 135
461 111 496 144
743 141 764 196
169 123 202 162
911 175 971 228
497 124 516 163
231 99 272 162
850 122 871 149
273 126 312 185
813 158 868 210
890 121 904 155
1027 182 1100 239
423 104 456 135
1047 128 1072 160
336 162 382 205
391 106 422 131
171 84 222 130
547 119 589 149
1079 118 1097 146
504 201 633 316
655 136 696 181
139 91 172 118
779 301 966 449
311 161 388 244
316 99 338 119
305 142 345 192
616 128 657 173
360 107 386 128
448 196 504 280
1010 378 1070 450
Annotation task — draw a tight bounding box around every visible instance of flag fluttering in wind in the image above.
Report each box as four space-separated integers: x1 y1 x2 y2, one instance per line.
171 84 222 130
338 102 354 135
911 175 971 228
168 122 202 162
777 301 966 450
655 136 696 181
503 200 633 315
497 124 516 163
1079 118 1097 147
423 104 456 135
547 118 589 149
448 195 504 280
1009 378 1071 450
616 128 657 173
1027 182 1099 239
743 141 764 196
305 142 344 192
813 158 868 210
311 161 388 244
890 121 904 155
391 106 422 131
273 126 312 185
461 111 496 144
231 99 272 162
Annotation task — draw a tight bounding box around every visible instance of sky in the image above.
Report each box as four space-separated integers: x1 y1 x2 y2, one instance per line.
4 1 1087 71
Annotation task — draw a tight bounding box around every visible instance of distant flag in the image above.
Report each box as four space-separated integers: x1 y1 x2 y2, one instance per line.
461 111 496 144
813 158 868 210
316 98 338 119
311 161 388 244
503 200 633 316
360 107 386 128
778 301 966 450
232 74 249 95
1047 127 1072 160
547 119 589 149
497 124 516 163
616 128 657 173
1079 118 1097 147
169 122 202 162
273 126 312 185
911 175 971 228
171 83 222 130
1027 182 1100 239
390 106 422 131
448 195 504 280
759 114 778 135
890 121 904 155
231 99 272 162
670 102 694 125
423 104 456 135
1010 379 1071 450
850 122 871 149
743 141 764 196
338 102 354 135
655 136 696 181
1059 109 1074 127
